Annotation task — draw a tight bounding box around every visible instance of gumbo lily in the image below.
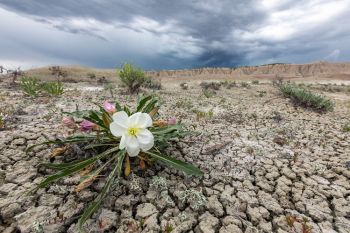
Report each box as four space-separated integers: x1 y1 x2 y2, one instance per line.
110 111 154 157
27 95 203 231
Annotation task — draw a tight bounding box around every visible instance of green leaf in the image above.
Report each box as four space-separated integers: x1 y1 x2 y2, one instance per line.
151 124 186 136
142 97 158 113
78 150 126 231
116 149 126 177
145 151 203 176
48 146 119 170
29 147 120 193
83 143 118 150
115 101 122 111
63 110 91 119
151 127 177 135
83 110 108 129
40 159 90 170
123 106 131 116
26 135 98 152
136 95 152 112
92 103 112 123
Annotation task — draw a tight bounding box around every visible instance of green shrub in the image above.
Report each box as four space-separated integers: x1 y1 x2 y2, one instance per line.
252 80 259 85
143 76 162 90
118 63 145 93
163 222 174 233
240 82 251 88
87 73 96 80
103 83 115 91
103 83 116 98
342 123 350 132
0 114 4 128
221 80 237 89
279 83 334 112
42 82 64 96
180 82 188 90
175 99 193 109
20 77 41 96
226 81 237 89
257 90 267 97
200 81 221 91
202 89 214 98
20 77 64 97
195 109 214 120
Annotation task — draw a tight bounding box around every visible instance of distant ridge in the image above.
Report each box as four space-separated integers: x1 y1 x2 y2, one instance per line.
23 61 350 81
145 61 350 79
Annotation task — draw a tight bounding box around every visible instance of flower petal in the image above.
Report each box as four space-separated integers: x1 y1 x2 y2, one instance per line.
110 122 126 137
119 135 126 149
137 129 154 151
139 140 154 152
112 111 129 126
129 112 152 128
137 129 153 144
126 136 140 157
110 111 129 136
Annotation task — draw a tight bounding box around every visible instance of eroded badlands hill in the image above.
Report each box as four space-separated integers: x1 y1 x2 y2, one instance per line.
146 62 350 79
23 61 350 83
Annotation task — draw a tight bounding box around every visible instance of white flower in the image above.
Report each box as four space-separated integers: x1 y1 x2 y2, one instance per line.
109 111 154 157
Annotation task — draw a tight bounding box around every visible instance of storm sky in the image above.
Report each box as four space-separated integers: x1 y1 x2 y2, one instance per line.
0 0 349 70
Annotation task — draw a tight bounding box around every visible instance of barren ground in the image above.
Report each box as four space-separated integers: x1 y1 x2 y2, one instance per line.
0 79 349 233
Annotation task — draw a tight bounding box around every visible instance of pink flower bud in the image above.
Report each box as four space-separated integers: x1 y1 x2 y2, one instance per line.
61 116 76 129
167 117 177 125
80 120 96 132
103 101 116 114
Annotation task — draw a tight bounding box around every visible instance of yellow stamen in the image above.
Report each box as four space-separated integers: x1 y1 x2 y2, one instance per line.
127 126 140 136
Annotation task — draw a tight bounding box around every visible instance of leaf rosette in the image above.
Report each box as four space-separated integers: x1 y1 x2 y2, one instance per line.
27 94 203 231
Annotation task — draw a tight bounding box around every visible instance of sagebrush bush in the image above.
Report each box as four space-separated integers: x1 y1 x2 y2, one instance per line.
272 76 284 86
195 109 214 120
20 77 41 96
343 123 350 132
225 81 236 89
180 82 188 90
118 63 145 93
42 82 64 96
279 83 334 112
200 81 221 91
87 73 96 80
240 82 251 88
202 89 214 98
143 76 162 90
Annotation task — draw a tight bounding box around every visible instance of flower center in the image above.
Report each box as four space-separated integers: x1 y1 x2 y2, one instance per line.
127 126 140 136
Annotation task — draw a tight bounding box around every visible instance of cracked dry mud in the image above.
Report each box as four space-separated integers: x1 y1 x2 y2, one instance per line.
0 81 349 233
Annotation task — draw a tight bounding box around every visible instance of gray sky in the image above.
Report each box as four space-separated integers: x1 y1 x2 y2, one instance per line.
0 0 349 70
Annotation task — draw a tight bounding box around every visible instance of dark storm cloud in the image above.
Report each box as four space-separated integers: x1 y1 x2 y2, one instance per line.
196 50 246 68
0 0 263 41
0 0 349 69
